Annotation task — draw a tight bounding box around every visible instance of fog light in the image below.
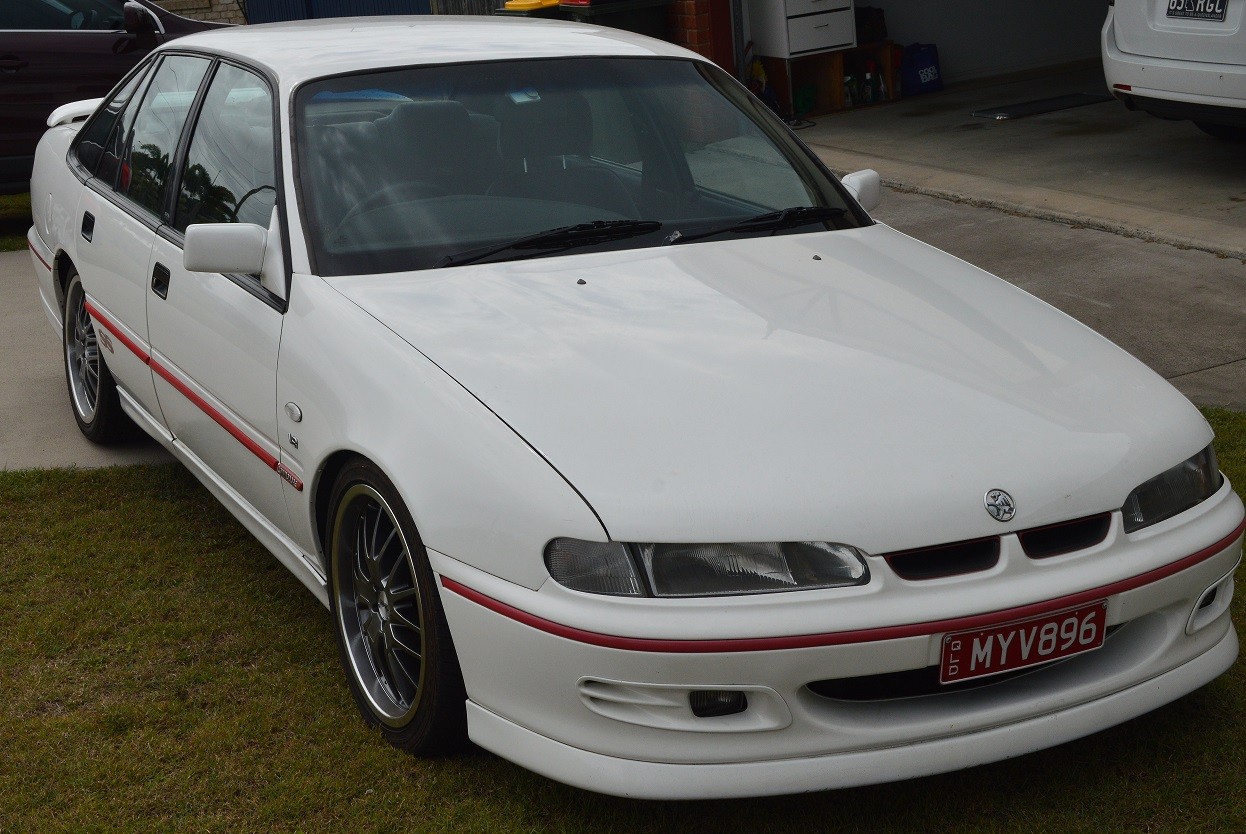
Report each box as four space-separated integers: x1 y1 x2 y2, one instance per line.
689 690 748 718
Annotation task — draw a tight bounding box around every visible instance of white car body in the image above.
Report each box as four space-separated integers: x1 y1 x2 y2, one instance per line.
1103 0 1246 134
26 18 1245 799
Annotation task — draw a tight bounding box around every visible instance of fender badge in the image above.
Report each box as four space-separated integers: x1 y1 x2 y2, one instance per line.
99 331 114 354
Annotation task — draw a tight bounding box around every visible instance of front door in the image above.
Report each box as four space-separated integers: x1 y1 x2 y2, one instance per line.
146 61 289 530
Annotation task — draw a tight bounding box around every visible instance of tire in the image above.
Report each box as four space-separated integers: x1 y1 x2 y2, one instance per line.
327 459 467 754
63 271 129 443
1194 121 1246 141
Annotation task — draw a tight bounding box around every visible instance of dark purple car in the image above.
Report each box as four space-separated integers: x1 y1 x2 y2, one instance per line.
0 0 224 194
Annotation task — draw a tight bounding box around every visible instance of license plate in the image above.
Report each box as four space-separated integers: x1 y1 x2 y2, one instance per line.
940 600 1107 684
1166 0 1227 21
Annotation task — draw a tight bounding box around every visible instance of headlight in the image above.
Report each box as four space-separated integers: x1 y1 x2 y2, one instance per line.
545 539 869 597
1121 444 1222 533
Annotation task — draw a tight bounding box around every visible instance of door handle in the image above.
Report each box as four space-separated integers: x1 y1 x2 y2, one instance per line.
81 212 95 242
151 263 170 299
0 57 29 73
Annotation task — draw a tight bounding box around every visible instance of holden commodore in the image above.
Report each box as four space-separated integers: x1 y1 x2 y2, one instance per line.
25 17 1244 799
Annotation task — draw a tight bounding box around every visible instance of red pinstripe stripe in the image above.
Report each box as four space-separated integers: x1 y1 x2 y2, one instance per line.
28 240 52 272
83 301 302 491
84 300 151 364
441 517 1244 653
148 360 279 469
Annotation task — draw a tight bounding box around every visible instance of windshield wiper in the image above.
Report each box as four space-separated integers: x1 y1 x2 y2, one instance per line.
439 220 663 267
663 205 847 246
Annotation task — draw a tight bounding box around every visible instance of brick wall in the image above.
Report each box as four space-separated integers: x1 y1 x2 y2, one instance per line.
667 0 713 60
152 0 248 24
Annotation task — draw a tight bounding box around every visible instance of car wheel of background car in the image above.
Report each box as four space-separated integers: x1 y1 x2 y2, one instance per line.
1194 122 1246 141
63 271 129 443
327 458 467 754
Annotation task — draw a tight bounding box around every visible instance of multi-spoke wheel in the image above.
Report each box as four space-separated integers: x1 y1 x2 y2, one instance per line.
327 459 466 753
63 270 127 443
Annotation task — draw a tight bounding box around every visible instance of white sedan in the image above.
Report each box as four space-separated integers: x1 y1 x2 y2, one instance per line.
26 17 1244 799
1104 0 1246 139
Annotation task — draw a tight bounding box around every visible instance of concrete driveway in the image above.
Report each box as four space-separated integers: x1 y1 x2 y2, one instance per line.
801 62 1246 260
1 248 170 470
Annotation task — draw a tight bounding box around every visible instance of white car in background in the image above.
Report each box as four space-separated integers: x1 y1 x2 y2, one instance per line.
26 18 1245 800
1104 0 1246 139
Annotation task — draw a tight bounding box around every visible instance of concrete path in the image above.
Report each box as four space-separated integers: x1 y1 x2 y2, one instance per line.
800 63 1246 260
0 248 170 470
874 190 1245 412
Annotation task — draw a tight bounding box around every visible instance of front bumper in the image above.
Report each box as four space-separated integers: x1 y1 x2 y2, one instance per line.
464 627 1237 799
433 486 1243 799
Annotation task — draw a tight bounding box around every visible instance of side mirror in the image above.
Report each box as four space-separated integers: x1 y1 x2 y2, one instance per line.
841 169 881 213
123 1 156 33
184 223 267 275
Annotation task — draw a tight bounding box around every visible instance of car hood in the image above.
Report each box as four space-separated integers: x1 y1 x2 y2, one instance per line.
332 224 1209 552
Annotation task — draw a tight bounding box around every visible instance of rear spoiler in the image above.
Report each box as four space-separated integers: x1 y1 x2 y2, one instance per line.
47 98 103 128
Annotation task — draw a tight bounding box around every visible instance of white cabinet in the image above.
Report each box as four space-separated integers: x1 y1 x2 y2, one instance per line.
748 0 856 58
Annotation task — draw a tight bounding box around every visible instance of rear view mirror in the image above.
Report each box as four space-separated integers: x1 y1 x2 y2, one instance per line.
841 169 881 213
123 1 156 33
184 223 267 275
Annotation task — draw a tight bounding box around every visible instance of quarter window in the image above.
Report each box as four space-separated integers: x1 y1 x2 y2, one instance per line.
75 65 149 177
119 54 210 218
175 64 276 232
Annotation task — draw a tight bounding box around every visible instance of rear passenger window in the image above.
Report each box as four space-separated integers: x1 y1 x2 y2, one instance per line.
119 55 210 218
174 64 276 232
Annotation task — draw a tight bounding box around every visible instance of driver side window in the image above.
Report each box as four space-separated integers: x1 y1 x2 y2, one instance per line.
174 63 277 233
0 0 126 30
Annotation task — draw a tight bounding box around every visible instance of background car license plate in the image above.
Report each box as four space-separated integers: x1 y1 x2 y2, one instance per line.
1166 0 1227 21
940 600 1108 684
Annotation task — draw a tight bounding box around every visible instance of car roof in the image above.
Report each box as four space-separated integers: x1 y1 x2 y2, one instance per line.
165 16 701 85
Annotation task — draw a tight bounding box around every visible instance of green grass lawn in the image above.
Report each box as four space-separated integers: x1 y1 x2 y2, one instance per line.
0 193 31 252
2 410 1243 833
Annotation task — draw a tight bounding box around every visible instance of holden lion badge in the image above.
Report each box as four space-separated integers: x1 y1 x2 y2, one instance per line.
984 489 1016 522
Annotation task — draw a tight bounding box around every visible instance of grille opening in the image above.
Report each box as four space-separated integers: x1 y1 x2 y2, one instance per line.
883 537 1000 581
1197 587 1218 610
1018 512 1112 559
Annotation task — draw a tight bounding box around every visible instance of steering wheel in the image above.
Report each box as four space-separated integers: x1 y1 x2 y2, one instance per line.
330 180 448 241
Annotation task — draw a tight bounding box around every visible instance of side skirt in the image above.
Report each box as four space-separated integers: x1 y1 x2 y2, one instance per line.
118 388 330 608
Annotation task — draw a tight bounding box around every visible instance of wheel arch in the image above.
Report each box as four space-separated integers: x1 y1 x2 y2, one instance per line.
312 448 372 565
54 250 75 312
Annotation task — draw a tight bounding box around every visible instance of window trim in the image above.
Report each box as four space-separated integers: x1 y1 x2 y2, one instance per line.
69 47 293 313
162 51 292 312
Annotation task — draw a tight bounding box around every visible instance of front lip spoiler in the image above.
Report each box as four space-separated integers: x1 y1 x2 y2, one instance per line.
441 517 1245 654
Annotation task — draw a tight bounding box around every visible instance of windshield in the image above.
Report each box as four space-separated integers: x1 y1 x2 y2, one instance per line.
295 57 866 276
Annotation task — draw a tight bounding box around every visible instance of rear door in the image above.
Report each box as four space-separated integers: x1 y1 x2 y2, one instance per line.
73 53 210 424
0 0 158 189
146 60 291 530
1112 0 1244 64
